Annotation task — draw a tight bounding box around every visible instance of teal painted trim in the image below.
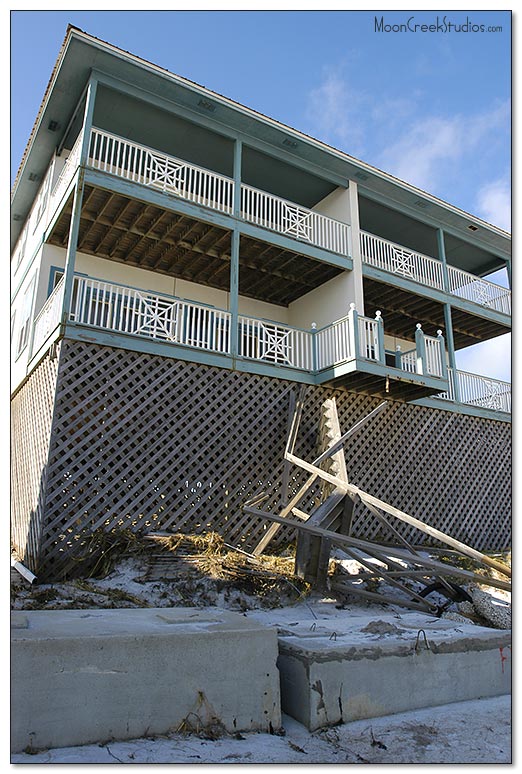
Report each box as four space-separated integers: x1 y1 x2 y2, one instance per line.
83 167 354 270
315 356 449 393
60 168 84 325
80 76 98 164
506 258 512 290
239 219 353 267
65 322 233 369
413 395 511 423
233 139 242 217
92 70 348 189
63 322 316 384
229 229 240 358
44 170 78 239
363 264 511 327
234 357 316 384
83 168 235 232
359 187 511 262
437 228 449 292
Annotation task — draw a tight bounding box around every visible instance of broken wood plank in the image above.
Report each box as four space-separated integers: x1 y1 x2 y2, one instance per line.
243 506 511 592
330 581 437 614
283 452 511 579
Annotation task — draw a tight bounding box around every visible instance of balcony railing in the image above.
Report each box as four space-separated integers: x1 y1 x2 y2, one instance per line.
30 275 509 414
447 265 511 316
86 128 351 256
437 368 511 413
360 230 511 316
31 277 65 355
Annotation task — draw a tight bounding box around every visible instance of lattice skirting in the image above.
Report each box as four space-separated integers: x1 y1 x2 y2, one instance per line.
11 339 511 580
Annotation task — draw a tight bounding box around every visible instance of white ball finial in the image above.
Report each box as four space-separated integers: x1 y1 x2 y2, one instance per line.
311 322 317 330
375 310 382 320
349 302 356 310
416 323 422 330
437 329 442 337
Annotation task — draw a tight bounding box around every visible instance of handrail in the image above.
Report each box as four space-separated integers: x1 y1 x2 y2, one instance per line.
360 230 445 290
31 277 65 356
446 265 511 316
241 183 351 256
438 368 511 413
360 230 511 315
86 128 350 257
89 128 235 215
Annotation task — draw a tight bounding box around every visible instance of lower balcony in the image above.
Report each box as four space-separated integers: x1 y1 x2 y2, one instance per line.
29 274 510 415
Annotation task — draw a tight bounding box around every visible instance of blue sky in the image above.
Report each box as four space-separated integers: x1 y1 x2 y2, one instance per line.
10 9 512 380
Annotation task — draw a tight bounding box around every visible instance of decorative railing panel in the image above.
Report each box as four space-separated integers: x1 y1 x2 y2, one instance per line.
241 184 351 256
238 317 313 370
361 230 511 316
69 277 232 355
438 368 511 413
89 129 235 215
360 231 445 290
447 265 511 316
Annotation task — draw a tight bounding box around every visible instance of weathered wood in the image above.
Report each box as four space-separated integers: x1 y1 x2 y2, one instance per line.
243 506 511 593
284 452 511 579
330 581 437 614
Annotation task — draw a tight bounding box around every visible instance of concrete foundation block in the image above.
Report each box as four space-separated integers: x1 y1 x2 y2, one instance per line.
11 608 281 753
276 613 511 731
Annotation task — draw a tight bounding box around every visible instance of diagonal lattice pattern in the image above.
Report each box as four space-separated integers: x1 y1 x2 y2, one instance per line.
11 339 511 580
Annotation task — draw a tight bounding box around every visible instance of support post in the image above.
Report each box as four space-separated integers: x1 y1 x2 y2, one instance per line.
375 310 385 363
436 329 448 381
415 323 426 375
348 303 359 360
229 228 240 361
60 76 98 325
347 180 365 314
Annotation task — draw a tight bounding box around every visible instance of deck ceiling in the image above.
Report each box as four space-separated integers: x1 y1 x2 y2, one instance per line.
323 370 443 402
47 185 342 307
363 277 509 350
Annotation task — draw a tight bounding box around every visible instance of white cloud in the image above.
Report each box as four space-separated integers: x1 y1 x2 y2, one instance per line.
476 177 511 232
456 334 511 382
305 67 368 156
377 100 510 194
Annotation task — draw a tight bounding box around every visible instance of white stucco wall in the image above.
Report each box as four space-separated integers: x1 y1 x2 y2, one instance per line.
288 272 356 330
312 186 351 225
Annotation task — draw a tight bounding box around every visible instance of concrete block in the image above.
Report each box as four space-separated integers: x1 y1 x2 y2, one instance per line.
11 608 281 753
276 612 511 730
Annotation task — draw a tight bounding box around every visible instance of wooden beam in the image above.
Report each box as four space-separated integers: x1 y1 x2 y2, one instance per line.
284 452 511 578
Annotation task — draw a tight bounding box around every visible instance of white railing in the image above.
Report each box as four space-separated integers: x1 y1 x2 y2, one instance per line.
424 334 445 378
315 317 353 370
70 276 231 355
361 230 511 316
360 231 445 290
398 348 418 374
447 265 511 316
89 128 235 215
241 184 351 256
238 317 313 370
358 315 380 361
49 131 84 214
31 277 65 355
438 368 511 413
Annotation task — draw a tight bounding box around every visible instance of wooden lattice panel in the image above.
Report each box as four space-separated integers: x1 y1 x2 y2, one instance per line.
10 345 61 572
12 339 511 580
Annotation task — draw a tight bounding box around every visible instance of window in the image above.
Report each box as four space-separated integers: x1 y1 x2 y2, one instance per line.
16 275 36 357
